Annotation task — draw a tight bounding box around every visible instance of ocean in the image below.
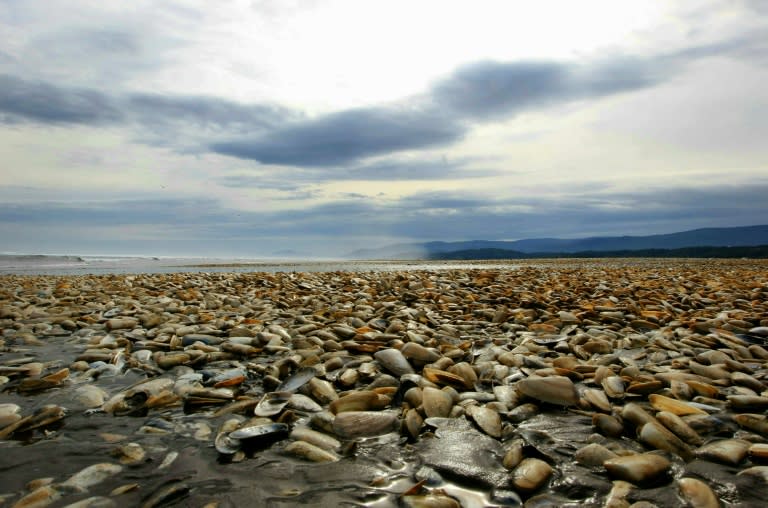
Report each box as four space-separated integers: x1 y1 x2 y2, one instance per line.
0 254 520 275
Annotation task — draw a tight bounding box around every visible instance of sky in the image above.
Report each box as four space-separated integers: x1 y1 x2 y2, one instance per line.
1 0 767 258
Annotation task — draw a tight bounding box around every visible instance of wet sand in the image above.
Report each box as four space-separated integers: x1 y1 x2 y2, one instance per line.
1 259 768 507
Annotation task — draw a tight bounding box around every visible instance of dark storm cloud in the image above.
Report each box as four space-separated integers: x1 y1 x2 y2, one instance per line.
432 57 666 120
127 94 295 132
0 74 294 135
210 57 672 166
210 107 465 167
0 74 122 124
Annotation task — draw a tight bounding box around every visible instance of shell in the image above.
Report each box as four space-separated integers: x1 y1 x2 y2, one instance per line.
517 376 578 406
695 439 750 466
277 367 317 392
466 405 502 438
253 392 292 417
638 422 694 461
677 477 720 508
285 440 339 462
603 453 670 484
649 394 707 416
374 348 415 377
332 411 400 439
422 387 453 418
229 423 290 441
511 458 553 494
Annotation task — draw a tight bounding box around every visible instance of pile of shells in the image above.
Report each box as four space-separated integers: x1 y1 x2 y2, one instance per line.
1 258 768 506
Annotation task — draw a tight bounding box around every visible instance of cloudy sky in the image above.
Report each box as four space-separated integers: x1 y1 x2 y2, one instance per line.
1 0 767 257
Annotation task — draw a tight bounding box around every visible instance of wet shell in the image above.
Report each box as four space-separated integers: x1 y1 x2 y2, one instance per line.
466 405 502 438
329 391 380 414
0 403 22 428
402 494 461 508
582 388 612 413
603 453 670 485
593 413 624 438
639 422 694 461
649 394 707 416
214 432 241 455
112 442 146 465
276 367 317 393
677 477 720 508
422 368 471 390
656 411 703 446
511 458 553 494
695 439 750 466
229 423 290 441
287 393 323 413
400 342 441 363
308 378 339 405
374 348 415 377
59 463 123 492
253 392 292 417
732 413 768 436
332 411 400 439
602 376 625 399
517 376 578 406
574 443 618 468
748 443 768 461
422 387 454 418
289 427 341 452
285 440 339 463
11 485 61 508
502 440 525 469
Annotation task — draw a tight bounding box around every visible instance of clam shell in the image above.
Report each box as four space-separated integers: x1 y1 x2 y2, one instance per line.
287 393 323 413
466 405 501 438
285 440 339 463
229 423 289 441
253 392 292 417
638 422 694 461
329 391 380 414
400 342 441 363
374 348 414 377
733 413 768 436
308 378 339 405
582 388 612 412
290 427 341 452
574 443 618 468
404 408 423 440
592 413 623 438
502 440 524 469
649 394 706 416
422 387 454 418
511 458 553 494
517 375 578 406
678 477 719 508
277 367 316 392
423 368 471 390
695 439 750 465
601 375 625 399
655 411 703 446
332 411 400 439
603 453 670 484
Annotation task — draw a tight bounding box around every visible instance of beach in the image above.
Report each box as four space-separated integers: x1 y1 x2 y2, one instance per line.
1 258 768 507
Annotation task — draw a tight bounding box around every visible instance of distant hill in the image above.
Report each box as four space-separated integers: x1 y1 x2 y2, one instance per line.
347 225 768 259
427 245 768 260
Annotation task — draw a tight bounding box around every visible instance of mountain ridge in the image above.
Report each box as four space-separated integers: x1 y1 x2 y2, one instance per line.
347 225 768 259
